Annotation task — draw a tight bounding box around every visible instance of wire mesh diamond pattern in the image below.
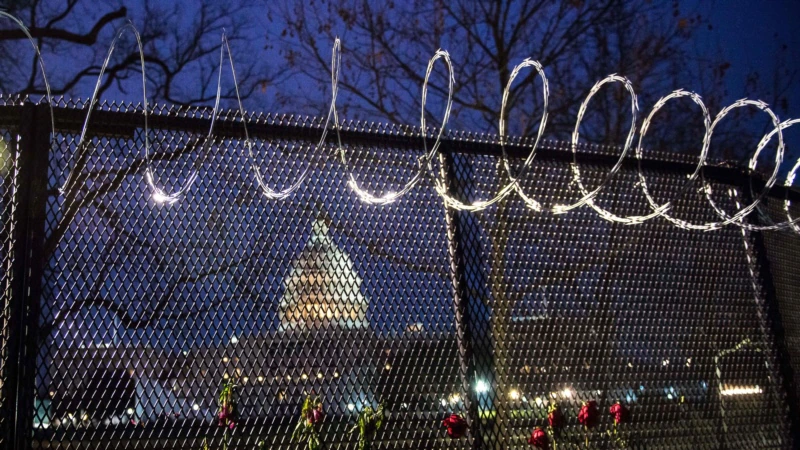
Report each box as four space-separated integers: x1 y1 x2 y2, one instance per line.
0 98 795 449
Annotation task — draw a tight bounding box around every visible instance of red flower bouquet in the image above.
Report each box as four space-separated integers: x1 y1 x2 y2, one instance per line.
609 402 629 425
292 396 324 450
528 426 549 448
578 400 599 428
442 414 469 438
608 401 631 448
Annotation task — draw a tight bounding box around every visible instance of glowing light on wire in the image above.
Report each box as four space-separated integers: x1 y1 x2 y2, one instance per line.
338 43 455 205
4 11 796 236
433 58 549 212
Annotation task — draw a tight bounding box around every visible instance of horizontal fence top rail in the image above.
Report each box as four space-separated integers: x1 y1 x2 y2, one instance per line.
2 97 798 204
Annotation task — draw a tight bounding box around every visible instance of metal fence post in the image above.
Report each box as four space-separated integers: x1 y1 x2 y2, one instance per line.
5 102 51 450
738 191 800 447
438 150 484 449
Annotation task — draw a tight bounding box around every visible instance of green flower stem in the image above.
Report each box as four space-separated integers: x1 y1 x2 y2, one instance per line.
547 427 558 450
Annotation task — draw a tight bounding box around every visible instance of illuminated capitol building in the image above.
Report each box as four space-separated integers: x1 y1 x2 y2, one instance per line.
43 216 460 428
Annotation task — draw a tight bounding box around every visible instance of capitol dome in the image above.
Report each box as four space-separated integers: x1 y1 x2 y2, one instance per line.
279 216 369 330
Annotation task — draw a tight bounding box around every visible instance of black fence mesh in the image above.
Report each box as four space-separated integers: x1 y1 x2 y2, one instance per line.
0 99 797 449
761 199 800 424
445 151 792 449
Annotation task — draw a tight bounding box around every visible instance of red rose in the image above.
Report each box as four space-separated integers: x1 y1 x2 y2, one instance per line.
609 402 629 424
218 404 237 428
547 404 565 429
307 404 325 425
527 427 549 448
442 414 469 438
578 401 599 428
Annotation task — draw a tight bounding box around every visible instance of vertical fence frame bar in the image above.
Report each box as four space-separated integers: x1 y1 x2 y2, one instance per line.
6 103 50 450
751 232 800 446
739 192 800 447
438 150 483 449
0 104 20 450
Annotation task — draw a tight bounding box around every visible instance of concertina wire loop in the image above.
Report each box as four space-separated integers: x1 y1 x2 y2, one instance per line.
2 16 798 234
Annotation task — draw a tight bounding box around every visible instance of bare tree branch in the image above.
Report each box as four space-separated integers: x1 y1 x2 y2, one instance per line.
0 7 127 44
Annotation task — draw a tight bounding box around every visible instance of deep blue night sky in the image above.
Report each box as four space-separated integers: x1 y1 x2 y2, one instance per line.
66 1 798 127
701 0 800 107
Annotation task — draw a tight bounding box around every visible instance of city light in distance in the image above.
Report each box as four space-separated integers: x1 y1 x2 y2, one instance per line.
475 379 490 394
721 385 762 396
508 389 520 400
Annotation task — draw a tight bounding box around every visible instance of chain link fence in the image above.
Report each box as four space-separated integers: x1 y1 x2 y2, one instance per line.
0 98 797 449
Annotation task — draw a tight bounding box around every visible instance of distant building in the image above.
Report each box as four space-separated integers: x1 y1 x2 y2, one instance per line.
46 216 461 428
279 216 369 330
